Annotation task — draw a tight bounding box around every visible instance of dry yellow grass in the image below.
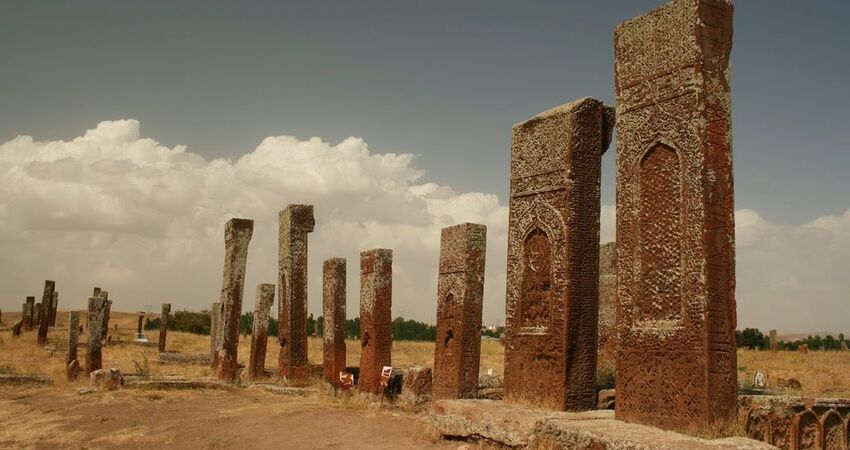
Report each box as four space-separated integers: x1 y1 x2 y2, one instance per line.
2 311 848 399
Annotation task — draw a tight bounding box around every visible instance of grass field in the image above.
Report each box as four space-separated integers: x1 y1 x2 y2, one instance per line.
2 310 850 398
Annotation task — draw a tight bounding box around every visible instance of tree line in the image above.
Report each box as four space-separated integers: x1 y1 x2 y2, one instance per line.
736 328 849 351
145 309 440 341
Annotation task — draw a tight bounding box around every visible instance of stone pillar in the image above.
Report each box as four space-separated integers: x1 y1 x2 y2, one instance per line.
247 284 275 379
86 297 107 374
136 312 144 336
23 297 35 331
614 0 736 430
34 302 41 325
277 204 315 381
504 98 612 411
66 311 80 381
101 291 111 342
215 218 254 382
597 242 618 373
159 303 171 353
48 291 58 327
93 287 101 297
433 223 487 400
37 280 56 346
769 330 778 353
210 302 221 364
358 249 392 394
322 258 347 385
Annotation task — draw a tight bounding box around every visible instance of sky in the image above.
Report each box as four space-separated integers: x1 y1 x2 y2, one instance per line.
0 1 848 334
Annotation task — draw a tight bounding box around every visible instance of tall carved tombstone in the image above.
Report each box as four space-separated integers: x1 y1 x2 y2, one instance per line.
597 242 618 373
614 0 736 430
159 303 171 353
23 297 35 331
101 292 112 341
504 98 613 411
34 302 41 325
86 297 108 374
769 330 778 353
433 223 487 400
49 291 58 327
215 218 254 382
37 280 55 346
66 311 80 381
322 258 347 384
247 284 275 379
358 249 392 394
210 302 221 364
277 204 315 381
136 312 145 336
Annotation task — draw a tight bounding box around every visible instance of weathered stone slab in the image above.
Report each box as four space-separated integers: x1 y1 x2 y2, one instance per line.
614 0 737 430
49 291 58 327
322 258 346 385
597 242 617 373
769 330 778 353
37 280 55 345
430 399 773 450
505 98 612 411
158 303 171 353
400 366 433 408
66 311 81 381
158 352 213 365
247 283 275 379
0 374 53 385
86 296 107 374
23 297 34 331
277 204 315 381
215 218 254 382
433 223 486 400
358 248 392 394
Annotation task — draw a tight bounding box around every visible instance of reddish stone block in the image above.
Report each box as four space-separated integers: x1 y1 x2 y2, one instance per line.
322 258 347 385
358 249 392 394
504 98 612 411
215 218 254 382
597 242 617 373
277 204 315 381
433 223 486 400
614 0 736 430
247 284 275 379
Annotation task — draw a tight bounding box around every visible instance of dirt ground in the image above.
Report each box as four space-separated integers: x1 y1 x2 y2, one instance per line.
0 386 460 450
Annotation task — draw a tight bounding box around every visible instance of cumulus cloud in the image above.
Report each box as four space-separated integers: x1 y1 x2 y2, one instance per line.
0 120 508 324
1 120 847 334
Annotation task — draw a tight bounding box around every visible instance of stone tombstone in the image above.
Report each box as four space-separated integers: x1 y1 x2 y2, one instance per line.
358 249 392 394
37 280 56 346
247 283 275 379
504 98 613 411
215 218 254 382
34 302 41 325
752 370 766 389
86 296 108 374
66 311 80 381
158 303 171 353
597 242 618 373
49 291 58 327
277 204 315 381
614 0 736 430
23 296 35 331
433 223 487 400
102 297 112 341
210 302 221 363
136 312 145 335
322 258 347 385
769 330 778 353
93 287 101 297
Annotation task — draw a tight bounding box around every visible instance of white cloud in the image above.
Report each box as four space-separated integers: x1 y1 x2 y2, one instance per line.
0 120 508 324
1 120 847 334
